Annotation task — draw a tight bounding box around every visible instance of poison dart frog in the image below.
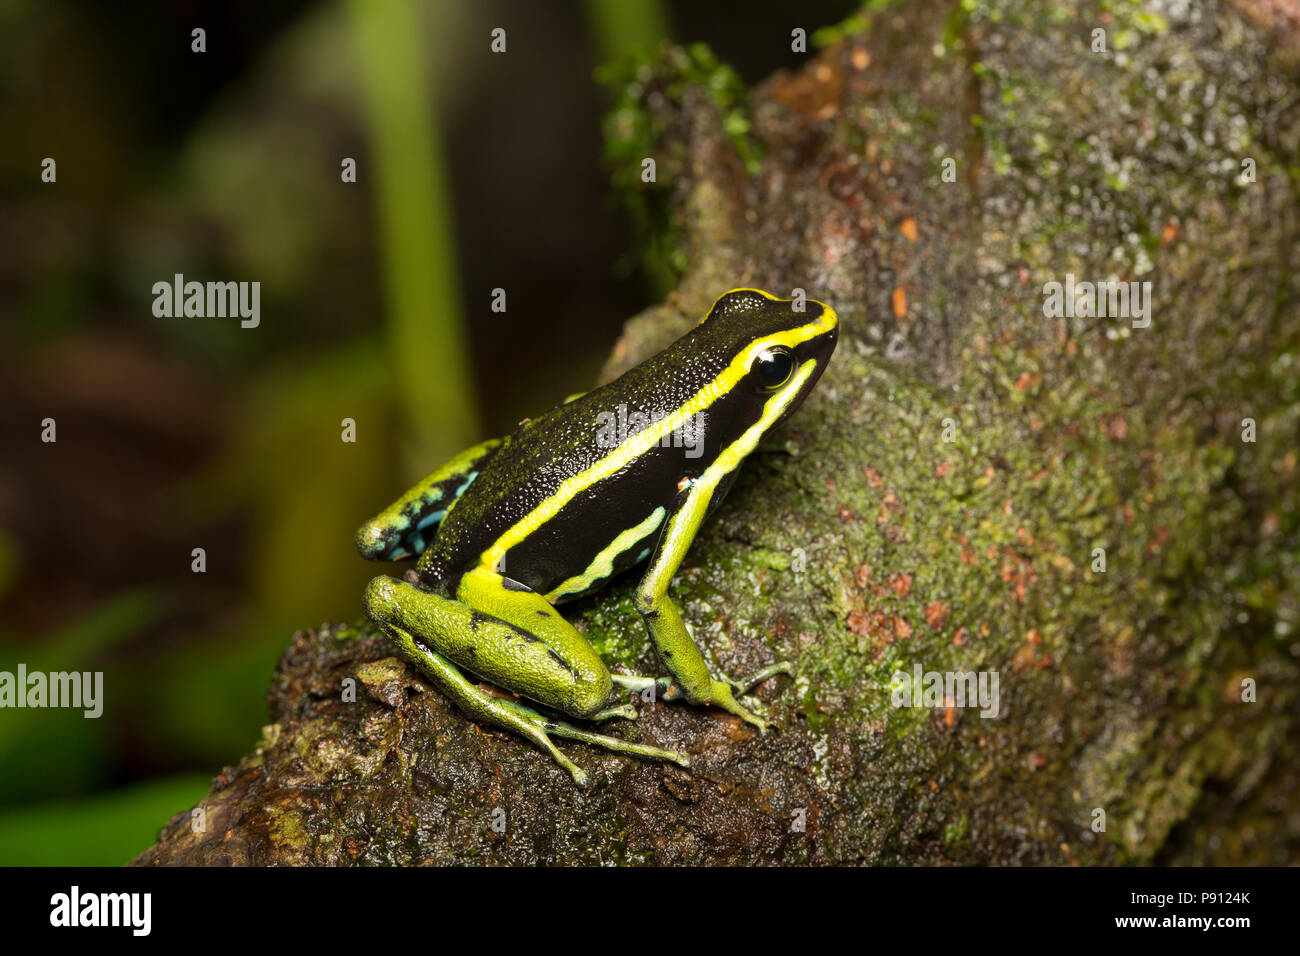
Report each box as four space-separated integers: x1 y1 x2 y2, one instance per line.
356 289 838 784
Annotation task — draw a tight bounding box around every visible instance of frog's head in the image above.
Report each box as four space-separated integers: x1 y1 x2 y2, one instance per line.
692 288 839 439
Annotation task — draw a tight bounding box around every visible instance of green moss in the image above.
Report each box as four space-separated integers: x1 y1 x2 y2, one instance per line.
596 42 761 291
944 812 970 847
743 547 793 571
268 809 310 855
355 657 407 687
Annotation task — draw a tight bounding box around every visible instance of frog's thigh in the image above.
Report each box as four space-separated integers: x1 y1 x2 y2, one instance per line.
364 575 686 783
365 571 612 719
455 566 615 716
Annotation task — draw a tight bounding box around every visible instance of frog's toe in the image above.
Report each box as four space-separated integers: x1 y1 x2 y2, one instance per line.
591 703 638 721
740 708 772 735
538 716 692 769
725 661 795 696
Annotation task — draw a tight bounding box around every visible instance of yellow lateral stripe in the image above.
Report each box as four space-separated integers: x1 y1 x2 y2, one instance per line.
544 506 667 602
640 359 817 597
481 308 835 568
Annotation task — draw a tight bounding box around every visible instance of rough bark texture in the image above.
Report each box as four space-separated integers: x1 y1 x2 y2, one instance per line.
135 0 1299 865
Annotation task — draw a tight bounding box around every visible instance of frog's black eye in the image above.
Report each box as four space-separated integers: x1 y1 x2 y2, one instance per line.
753 346 794 390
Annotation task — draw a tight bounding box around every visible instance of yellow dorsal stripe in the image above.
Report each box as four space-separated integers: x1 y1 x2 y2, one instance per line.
481 307 835 568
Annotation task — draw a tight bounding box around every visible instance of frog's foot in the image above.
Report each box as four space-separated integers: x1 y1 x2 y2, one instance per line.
611 673 675 697
520 704 690 771
612 662 793 734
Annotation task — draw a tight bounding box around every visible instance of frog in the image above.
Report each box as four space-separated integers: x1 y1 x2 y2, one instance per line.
356 288 839 785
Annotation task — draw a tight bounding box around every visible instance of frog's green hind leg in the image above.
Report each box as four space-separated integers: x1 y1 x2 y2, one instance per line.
381 622 590 785
363 572 689 784
355 437 504 562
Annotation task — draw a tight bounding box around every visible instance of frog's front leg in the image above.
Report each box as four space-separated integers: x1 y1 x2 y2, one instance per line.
355 437 504 562
362 567 688 786
630 479 793 732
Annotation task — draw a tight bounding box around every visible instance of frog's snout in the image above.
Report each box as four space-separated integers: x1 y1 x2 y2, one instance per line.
355 522 396 561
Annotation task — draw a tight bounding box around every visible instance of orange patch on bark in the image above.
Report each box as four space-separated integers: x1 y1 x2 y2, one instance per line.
891 286 908 318
924 601 950 629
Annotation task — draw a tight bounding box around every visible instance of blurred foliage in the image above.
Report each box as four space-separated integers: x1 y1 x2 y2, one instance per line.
0 591 165 803
0 775 211 866
585 0 672 61
0 0 473 864
597 43 759 294
347 0 479 469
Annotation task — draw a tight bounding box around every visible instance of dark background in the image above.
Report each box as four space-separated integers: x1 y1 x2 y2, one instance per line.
0 0 857 862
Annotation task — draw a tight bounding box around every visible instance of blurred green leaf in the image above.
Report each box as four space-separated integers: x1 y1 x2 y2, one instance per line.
0 589 163 788
584 0 671 61
152 338 400 761
0 774 211 866
347 0 478 467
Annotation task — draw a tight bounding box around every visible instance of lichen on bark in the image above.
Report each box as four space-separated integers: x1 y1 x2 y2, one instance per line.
136 0 1298 866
